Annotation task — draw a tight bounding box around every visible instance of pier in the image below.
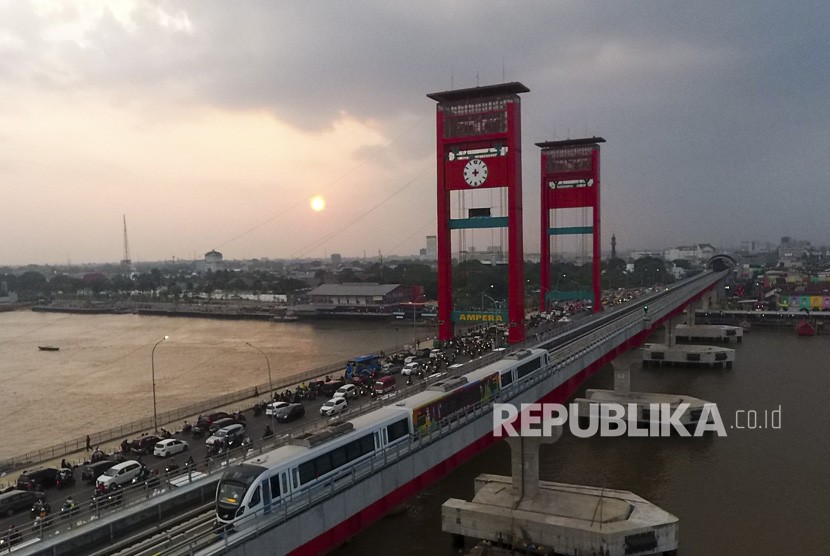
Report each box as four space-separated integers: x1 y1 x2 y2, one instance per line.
674 323 743 343
442 433 679 555
642 342 734 368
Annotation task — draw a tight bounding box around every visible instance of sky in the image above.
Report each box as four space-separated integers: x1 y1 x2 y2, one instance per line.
1 1 828 266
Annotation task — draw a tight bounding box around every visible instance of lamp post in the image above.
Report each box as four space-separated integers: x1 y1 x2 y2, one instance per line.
247 342 274 428
151 335 169 433
246 342 274 399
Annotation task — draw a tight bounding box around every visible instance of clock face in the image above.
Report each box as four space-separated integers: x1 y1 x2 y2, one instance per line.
463 158 488 187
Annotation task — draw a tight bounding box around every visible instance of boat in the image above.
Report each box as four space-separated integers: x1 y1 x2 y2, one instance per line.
38 346 60 351
795 319 816 336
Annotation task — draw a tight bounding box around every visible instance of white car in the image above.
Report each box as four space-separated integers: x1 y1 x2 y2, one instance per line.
265 401 290 416
402 362 421 376
319 397 348 416
333 384 358 399
96 460 143 489
153 438 189 457
429 349 442 359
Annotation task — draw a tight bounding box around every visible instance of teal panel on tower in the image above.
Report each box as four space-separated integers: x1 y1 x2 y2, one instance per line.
548 226 594 236
546 290 593 301
449 217 509 230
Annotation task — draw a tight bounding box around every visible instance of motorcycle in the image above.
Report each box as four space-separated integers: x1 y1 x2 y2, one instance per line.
92 486 123 510
56 467 75 489
0 526 22 550
31 510 52 532
181 421 193 434
160 427 173 439
60 498 78 519
30 499 50 519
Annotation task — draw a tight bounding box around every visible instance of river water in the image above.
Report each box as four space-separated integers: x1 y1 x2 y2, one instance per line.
2 311 827 554
0 311 426 460
336 329 830 555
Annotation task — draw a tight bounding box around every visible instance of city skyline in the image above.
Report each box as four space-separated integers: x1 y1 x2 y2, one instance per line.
1 2 828 266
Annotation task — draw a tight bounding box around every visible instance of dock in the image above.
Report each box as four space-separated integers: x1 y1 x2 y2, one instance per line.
674 323 743 343
574 389 717 429
643 342 734 368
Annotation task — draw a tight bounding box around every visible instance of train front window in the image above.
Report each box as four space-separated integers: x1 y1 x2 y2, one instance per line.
218 481 246 506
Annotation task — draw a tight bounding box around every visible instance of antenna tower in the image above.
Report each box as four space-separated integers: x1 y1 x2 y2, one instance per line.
121 214 132 270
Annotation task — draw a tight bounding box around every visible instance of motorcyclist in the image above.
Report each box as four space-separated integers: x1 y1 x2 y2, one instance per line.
61 496 76 518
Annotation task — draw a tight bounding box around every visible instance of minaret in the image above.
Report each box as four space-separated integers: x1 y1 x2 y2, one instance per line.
611 233 617 260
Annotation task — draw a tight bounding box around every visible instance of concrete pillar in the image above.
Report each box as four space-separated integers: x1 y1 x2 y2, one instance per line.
664 317 674 347
613 363 630 395
505 425 561 501
687 302 697 326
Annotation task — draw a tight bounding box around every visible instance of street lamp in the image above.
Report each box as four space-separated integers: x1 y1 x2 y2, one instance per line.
246 342 274 401
151 335 169 433
481 284 494 311
247 342 274 428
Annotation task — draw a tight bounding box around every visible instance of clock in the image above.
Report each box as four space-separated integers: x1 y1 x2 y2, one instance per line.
463 158 488 187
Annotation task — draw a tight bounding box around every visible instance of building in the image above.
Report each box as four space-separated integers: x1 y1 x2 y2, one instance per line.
662 244 716 267
204 250 224 273
778 237 811 269
307 283 411 309
425 236 437 260
330 253 342 267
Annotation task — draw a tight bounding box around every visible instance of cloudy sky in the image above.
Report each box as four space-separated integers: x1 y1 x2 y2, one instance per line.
1 1 827 266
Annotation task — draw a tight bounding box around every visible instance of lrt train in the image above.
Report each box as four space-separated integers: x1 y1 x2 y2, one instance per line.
214 348 550 530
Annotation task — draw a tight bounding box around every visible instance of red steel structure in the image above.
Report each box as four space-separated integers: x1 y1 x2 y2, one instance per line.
537 137 606 313
427 83 528 344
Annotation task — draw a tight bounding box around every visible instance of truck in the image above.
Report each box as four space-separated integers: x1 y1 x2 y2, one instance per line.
345 354 381 380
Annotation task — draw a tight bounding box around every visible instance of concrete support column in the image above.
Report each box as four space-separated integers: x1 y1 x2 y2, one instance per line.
613 363 630 395
506 426 562 501
664 318 674 347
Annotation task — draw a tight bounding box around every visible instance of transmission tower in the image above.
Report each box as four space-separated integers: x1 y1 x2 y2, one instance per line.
120 214 132 270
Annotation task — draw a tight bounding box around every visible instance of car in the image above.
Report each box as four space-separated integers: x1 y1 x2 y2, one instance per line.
130 435 162 455
208 417 241 435
401 362 421 376
265 401 290 416
205 423 246 448
0 489 44 517
275 403 305 423
81 460 118 484
16 467 59 491
404 356 419 364
333 384 358 400
429 349 443 359
96 460 143 489
197 411 230 428
319 397 348 417
153 438 189 457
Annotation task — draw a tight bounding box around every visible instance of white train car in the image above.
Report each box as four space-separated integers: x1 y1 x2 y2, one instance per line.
214 348 550 531
216 405 411 528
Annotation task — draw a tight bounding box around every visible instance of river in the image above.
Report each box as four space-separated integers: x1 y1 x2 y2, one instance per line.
335 329 830 555
0 310 427 460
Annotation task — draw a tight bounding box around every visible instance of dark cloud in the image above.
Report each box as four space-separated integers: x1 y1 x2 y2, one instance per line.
2 0 828 262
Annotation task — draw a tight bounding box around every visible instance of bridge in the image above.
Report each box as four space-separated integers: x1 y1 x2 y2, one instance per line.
16 270 725 556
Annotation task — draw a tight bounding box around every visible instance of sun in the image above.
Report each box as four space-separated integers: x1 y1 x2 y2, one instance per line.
310 195 325 212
